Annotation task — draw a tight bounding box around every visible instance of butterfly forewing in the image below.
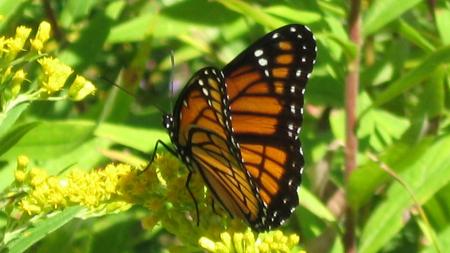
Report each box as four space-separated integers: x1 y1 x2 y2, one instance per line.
223 24 317 229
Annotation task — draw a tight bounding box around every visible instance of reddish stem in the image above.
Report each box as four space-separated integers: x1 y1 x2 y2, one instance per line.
344 0 361 252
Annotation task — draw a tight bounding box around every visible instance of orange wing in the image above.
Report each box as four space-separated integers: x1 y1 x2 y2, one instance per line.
223 24 317 230
168 67 263 224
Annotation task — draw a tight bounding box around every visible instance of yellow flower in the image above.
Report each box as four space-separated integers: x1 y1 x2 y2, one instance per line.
68 75 96 100
19 199 42 215
17 155 29 169
37 57 73 94
14 155 29 183
30 21 51 53
198 229 302 253
11 69 27 97
0 36 8 55
6 26 31 56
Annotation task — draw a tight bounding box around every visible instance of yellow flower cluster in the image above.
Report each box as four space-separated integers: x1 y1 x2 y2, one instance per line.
199 229 303 253
12 153 247 248
16 156 133 215
10 154 303 252
0 21 96 114
37 57 73 94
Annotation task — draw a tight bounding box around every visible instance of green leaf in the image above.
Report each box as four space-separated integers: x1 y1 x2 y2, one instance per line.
419 66 446 118
358 109 410 151
372 45 450 108
59 10 113 70
6 207 84 253
216 0 285 29
435 2 450 45
299 187 336 222
264 5 322 24
348 139 431 209
0 0 27 31
107 14 156 43
59 0 97 27
397 19 435 52
422 225 450 253
363 0 422 36
1 121 96 160
0 121 39 158
359 134 450 253
0 102 29 139
95 122 169 153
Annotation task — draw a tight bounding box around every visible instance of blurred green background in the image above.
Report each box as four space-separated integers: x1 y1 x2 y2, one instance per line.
1 0 450 252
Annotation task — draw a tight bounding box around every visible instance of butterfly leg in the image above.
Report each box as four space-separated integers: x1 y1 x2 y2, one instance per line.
144 139 177 171
185 169 200 226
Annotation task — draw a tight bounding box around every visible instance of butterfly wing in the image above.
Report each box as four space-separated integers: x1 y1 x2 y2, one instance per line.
222 24 317 230
169 67 264 224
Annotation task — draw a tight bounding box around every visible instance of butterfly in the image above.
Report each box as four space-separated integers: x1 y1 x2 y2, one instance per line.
161 24 317 231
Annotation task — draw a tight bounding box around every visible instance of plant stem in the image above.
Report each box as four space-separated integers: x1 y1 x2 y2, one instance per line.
345 0 361 252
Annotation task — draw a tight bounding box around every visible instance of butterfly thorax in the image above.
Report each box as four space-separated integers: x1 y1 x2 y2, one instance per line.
163 113 189 162
162 113 178 146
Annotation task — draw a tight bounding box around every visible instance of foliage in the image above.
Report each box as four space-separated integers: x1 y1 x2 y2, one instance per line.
0 0 449 253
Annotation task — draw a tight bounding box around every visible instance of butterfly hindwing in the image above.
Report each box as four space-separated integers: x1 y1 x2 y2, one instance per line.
169 67 264 225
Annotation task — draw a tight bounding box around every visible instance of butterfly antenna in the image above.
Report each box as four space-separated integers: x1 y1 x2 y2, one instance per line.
100 77 135 98
169 50 175 113
100 74 167 114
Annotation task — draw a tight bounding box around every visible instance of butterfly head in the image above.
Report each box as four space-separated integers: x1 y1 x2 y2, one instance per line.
162 113 174 131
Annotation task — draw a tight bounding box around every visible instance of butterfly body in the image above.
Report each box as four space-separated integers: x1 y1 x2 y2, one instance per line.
164 24 317 231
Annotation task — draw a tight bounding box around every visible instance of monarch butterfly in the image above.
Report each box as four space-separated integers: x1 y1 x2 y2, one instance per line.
162 24 317 231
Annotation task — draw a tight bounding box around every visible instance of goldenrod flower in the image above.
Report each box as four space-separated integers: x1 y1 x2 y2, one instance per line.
30 21 51 53
199 229 303 253
0 36 8 55
68 75 96 100
6 26 31 56
37 57 73 94
11 154 266 251
17 163 134 216
14 155 29 183
11 69 27 97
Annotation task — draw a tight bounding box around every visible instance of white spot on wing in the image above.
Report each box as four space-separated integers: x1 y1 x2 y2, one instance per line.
290 27 296 32
290 86 296 93
272 33 279 39
258 58 268 66
254 49 263 57
290 104 296 113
